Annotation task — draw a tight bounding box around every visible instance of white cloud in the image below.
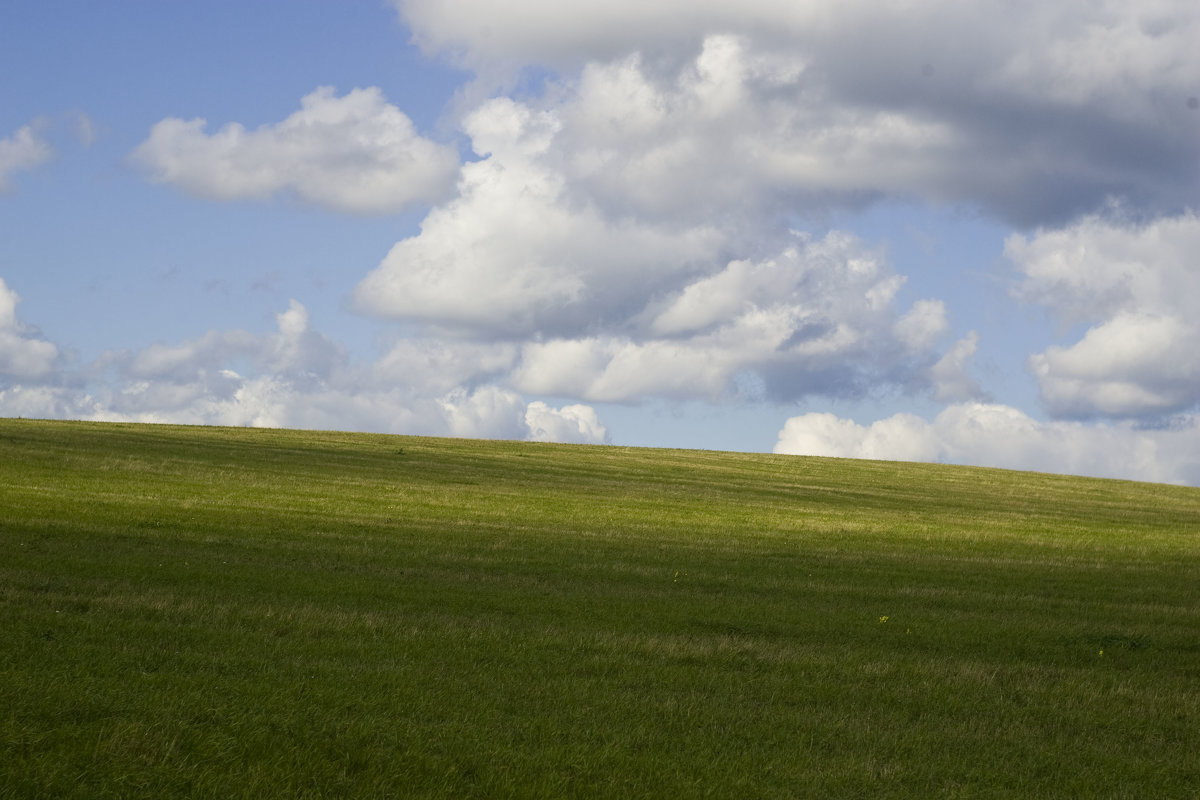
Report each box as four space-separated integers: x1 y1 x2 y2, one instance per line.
350 65 956 404
513 336 732 403
0 278 58 380
774 410 941 463
113 7 1184 435
894 299 948 353
775 402 1200 485
396 0 1200 225
929 331 983 402
554 35 965 224
131 87 459 215
349 22 1196 412
0 293 607 446
503 231 944 403
126 330 259 382
352 97 720 338
437 385 527 440
373 338 517 396
1010 211 1200 419
525 401 609 444
0 123 53 191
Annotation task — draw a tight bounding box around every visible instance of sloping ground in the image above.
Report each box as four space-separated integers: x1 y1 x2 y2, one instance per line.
2 418 1199 798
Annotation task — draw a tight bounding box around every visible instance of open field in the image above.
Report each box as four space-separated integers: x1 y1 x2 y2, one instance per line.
2 417 1199 798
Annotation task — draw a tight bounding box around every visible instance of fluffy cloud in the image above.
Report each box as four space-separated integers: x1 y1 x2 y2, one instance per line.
507 232 942 403
0 289 606 445
557 37 969 225
131 87 459 215
525 401 609 444
775 403 1200 485
352 17 1196 415
0 123 53 191
352 96 721 337
353 73 960 404
29 2 1194 483
0 278 58 380
929 332 983 403
121 6 1196 430
396 0 1200 225
1010 211 1200 419
363 214 957 404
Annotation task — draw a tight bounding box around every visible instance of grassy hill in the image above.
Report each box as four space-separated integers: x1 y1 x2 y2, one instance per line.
2 418 1198 798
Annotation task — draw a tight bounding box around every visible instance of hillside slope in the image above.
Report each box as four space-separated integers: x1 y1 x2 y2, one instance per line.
2 419 1199 797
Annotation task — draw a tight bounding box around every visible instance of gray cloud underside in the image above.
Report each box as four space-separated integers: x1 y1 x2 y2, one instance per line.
398 0 1200 225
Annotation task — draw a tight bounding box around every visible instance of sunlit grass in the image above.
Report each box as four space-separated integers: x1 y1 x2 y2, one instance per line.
2 418 1199 797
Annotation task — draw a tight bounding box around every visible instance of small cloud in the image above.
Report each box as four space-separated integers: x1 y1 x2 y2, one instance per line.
130 86 460 215
74 112 98 147
0 122 53 191
930 331 984 402
0 277 59 380
894 299 948 352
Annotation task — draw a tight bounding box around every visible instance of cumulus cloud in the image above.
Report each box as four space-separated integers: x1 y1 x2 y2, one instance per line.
352 96 721 337
0 123 53 191
131 87 459 215
21 2 1197 484
396 0 1200 225
507 231 942 403
546 35 968 225
373 338 518 396
1010 211 1200 419
894 299 948 353
352 71 961 405
0 291 607 446
0 278 58 380
525 401 609 444
347 3 1200 442
350 12 1198 419
775 403 1200 485
929 332 983 402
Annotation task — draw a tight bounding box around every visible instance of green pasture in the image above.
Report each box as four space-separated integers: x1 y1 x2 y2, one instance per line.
2 418 1198 797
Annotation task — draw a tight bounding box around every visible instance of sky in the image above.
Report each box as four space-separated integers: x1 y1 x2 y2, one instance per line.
2 1 1199 484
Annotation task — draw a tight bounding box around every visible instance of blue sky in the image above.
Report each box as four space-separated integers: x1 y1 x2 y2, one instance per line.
3 1 1199 483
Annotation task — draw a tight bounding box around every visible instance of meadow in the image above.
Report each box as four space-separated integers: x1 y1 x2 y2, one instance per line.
2 417 1198 798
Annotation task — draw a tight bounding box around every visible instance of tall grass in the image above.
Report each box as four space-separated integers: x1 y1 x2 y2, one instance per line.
2 418 1198 797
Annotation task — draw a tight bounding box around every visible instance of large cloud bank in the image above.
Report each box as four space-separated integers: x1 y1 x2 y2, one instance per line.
398 0 1200 225
5 1 1200 481
348 41 978 408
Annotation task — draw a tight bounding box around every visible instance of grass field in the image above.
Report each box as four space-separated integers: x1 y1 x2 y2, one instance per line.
2 417 1199 798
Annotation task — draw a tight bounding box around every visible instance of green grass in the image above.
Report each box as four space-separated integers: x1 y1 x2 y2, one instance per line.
2 417 1198 798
